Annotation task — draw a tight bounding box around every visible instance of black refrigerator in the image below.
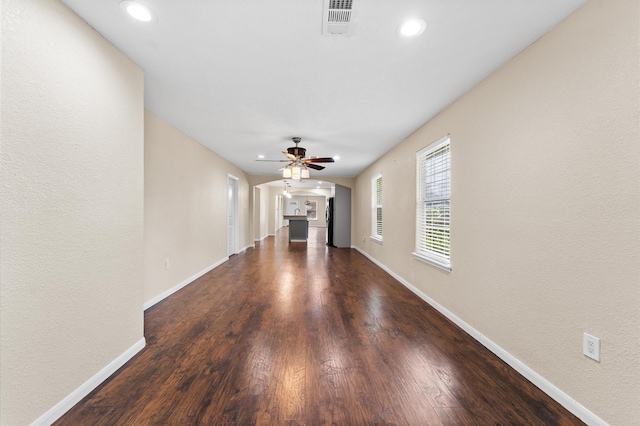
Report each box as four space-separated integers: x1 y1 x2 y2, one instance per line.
326 184 351 248
326 197 334 246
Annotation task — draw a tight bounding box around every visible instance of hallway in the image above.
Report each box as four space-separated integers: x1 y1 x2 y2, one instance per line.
56 227 582 425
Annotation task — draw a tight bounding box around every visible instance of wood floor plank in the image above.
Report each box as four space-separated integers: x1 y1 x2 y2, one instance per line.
55 227 584 425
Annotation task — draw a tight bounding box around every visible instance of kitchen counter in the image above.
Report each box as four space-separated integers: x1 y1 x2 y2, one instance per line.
283 215 308 242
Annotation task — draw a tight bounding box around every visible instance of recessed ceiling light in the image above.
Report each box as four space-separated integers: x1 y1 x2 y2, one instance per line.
120 1 157 23
333 156 340 161
398 19 426 38
258 154 265 159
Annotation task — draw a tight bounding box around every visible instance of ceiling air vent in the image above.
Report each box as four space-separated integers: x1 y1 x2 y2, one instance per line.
323 0 354 35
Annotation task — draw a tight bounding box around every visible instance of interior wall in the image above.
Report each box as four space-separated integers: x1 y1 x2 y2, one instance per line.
144 111 252 306
266 186 287 235
289 195 327 227
253 187 262 240
267 187 278 235
354 1 639 424
260 185 269 238
253 185 269 241
0 0 145 424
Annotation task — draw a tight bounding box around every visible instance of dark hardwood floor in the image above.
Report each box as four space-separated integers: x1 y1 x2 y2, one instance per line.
56 227 583 425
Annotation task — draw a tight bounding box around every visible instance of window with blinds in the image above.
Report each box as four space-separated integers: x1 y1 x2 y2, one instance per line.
371 173 382 242
413 136 451 270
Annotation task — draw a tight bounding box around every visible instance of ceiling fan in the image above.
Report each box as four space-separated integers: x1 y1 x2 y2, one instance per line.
257 137 335 179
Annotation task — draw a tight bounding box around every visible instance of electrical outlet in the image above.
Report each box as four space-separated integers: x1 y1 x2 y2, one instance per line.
165 259 170 270
583 333 600 361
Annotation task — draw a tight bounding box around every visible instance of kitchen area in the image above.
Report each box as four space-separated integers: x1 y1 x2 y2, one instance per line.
282 183 350 247
254 181 350 247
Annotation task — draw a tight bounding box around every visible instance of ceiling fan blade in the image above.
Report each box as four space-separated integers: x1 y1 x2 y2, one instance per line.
256 159 289 162
303 157 335 163
283 152 297 161
305 163 325 171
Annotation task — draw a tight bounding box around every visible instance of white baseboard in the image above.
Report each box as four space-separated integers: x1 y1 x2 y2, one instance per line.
144 257 229 310
351 245 607 426
239 244 254 253
31 338 146 426
254 234 269 242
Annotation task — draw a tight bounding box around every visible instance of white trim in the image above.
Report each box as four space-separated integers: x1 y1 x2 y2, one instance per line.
254 234 269 242
143 257 229 310
239 244 254 253
370 235 383 244
371 172 383 241
415 135 451 267
351 245 608 426
416 133 450 157
227 175 240 256
30 338 146 426
412 251 451 272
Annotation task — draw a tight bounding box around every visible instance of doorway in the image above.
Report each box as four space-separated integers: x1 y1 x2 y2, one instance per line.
227 175 239 256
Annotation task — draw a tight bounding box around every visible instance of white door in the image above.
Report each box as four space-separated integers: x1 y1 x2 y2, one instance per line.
227 176 239 255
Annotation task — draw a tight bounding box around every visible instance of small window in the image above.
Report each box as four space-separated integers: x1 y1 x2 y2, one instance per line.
371 173 382 242
306 200 317 221
413 136 450 271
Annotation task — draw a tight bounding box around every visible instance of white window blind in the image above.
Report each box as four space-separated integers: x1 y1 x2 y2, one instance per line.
414 136 450 270
371 173 382 241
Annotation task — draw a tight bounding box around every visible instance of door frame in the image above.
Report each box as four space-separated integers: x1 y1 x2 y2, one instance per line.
227 175 239 256
275 194 283 232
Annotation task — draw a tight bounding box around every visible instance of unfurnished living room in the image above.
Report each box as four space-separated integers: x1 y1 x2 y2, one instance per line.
1 0 638 425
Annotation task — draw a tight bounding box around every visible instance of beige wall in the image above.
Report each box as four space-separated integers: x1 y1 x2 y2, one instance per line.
289 195 327 227
0 0 145 424
144 111 252 306
354 1 639 424
253 187 261 240
267 186 281 235
254 185 269 241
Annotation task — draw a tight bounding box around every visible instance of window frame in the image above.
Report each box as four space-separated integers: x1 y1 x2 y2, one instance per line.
412 135 451 271
306 200 317 221
370 172 383 243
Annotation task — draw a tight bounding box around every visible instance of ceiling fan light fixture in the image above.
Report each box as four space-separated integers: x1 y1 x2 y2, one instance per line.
283 168 292 178
301 168 310 179
292 166 302 180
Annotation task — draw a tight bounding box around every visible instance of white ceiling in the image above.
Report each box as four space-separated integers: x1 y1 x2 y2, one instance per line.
266 178 333 191
61 0 587 178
